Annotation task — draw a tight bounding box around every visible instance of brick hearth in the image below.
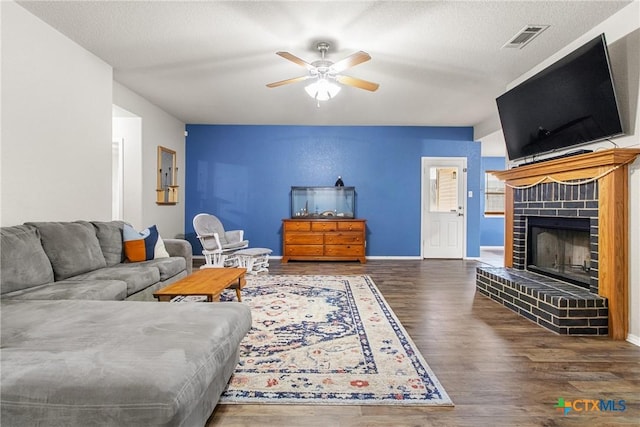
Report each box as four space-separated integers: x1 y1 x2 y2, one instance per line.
476 267 608 335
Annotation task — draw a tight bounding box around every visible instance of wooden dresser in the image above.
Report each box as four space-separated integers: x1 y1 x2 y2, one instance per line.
282 219 366 263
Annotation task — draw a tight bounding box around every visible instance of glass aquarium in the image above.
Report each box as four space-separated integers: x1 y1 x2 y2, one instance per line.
290 186 356 218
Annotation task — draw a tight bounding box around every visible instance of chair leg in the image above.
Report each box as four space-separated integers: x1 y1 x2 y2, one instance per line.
201 250 225 268
213 252 226 267
203 252 212 266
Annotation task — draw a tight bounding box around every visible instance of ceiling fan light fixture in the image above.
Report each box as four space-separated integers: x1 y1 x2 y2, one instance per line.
305 78 341 101
267 41 378 101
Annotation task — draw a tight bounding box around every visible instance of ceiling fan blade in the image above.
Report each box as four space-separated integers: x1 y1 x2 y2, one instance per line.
336 75 379 92
331 51 371 73
276 52 315 70
266 75 310 88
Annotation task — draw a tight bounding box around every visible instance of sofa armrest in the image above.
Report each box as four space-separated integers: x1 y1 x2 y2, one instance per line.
163 239 193 275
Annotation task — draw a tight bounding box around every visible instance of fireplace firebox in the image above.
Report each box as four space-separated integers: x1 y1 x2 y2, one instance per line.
526 216 591 288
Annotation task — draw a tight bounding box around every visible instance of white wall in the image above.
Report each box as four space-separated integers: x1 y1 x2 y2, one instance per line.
1 1 113 226
504 1 640 344
1 1 186 240
478 130 507 157
113 83 186 239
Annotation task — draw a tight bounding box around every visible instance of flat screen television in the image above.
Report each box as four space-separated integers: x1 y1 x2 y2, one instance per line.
496 34 624 162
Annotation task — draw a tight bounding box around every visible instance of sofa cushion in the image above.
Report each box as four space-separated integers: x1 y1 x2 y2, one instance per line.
144 257 185 281
163 239 193 275
0 225 54 294
25 222 107 281
91 221 125 267
115 257 186 281
1 279 127 301
0 299 252 426
70 266 160 296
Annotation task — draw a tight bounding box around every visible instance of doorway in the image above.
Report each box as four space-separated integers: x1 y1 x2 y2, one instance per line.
421 157 467 258
111 138 124 220
112 105 142 227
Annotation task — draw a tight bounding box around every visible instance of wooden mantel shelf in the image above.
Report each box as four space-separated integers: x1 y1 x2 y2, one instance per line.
491 148 640 340
490 148 640 185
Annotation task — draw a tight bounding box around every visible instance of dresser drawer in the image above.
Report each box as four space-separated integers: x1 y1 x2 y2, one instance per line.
324 245 365 257
284 221 311 231
285 245 324 256
311 221 337 232
337 221 365 231
285 233 324 245
324 232 363 245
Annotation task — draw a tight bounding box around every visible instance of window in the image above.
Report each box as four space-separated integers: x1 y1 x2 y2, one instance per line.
430 167 459 212
485 173 505 215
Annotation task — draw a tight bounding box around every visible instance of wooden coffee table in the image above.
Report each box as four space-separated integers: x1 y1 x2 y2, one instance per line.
153 268 247 302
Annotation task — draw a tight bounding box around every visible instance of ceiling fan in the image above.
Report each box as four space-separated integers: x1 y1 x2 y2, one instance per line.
266 42 379 102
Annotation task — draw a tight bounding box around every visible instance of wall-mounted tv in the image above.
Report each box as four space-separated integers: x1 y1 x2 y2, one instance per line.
496 34 624 162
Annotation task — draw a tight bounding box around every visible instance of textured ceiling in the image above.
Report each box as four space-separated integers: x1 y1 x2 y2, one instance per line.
18 1 632 132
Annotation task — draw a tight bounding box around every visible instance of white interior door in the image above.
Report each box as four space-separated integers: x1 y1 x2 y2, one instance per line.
421 157 466 258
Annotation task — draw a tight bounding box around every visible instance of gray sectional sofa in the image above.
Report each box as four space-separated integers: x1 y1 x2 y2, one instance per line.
1 220 192 301
0 220 252 427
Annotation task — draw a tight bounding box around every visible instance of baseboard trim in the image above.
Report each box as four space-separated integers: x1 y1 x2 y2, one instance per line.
270 256 422 261
196 255 470 261
626 334 640 347
196 255 415 261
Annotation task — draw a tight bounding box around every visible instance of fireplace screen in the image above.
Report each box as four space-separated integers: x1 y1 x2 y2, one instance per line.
527 216 591 288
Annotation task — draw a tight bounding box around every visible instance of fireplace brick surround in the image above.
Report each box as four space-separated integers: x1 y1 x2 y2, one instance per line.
478 148 640 340
512 180 599 293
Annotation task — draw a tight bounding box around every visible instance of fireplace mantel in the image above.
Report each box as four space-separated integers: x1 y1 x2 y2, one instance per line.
490 148 640 340
490 148 640 184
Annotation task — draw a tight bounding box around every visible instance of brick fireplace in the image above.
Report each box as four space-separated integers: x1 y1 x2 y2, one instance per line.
478 148 640 340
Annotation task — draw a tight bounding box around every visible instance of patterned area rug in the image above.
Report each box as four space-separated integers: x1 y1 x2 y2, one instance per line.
219 275 453 406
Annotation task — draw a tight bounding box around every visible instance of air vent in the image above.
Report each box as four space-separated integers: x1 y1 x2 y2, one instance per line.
502 25 549 49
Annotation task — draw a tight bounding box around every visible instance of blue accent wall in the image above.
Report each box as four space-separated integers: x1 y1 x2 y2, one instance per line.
480 156 506 247
185 125 481 258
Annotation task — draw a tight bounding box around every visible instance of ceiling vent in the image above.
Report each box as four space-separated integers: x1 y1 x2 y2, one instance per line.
502 25 549 49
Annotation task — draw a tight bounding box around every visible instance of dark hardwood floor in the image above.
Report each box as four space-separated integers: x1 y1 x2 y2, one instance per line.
204 258 640 427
